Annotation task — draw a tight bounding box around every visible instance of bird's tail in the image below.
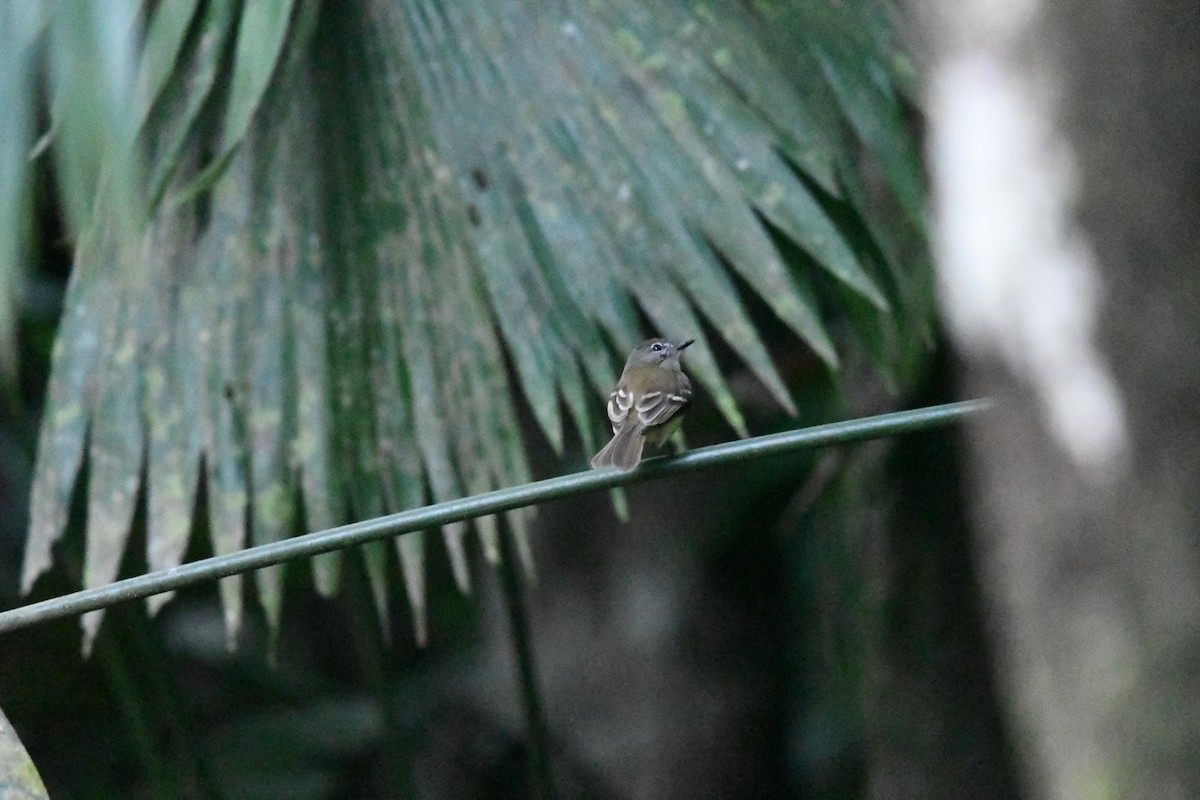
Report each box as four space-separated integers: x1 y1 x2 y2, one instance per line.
590 424 645 471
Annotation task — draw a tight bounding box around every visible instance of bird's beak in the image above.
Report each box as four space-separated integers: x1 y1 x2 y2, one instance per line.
677 339 695 350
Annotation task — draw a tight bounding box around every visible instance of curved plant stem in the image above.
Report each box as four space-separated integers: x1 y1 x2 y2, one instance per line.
0 400 993 634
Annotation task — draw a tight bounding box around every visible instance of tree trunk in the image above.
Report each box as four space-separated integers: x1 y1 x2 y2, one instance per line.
918 1 1200 797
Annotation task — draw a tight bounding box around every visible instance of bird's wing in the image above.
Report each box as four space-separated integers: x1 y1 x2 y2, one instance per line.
635 385 692 429
607 386 635 433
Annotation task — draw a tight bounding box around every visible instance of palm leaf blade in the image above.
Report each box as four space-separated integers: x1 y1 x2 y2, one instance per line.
17 0 932 648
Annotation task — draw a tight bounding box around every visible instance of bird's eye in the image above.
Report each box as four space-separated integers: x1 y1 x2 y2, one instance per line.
651 342 664 352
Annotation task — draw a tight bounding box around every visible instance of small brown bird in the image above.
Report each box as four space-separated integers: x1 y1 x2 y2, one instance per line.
590 338 694 471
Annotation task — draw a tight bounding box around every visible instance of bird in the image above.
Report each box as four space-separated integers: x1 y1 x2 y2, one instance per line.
590 338 694 471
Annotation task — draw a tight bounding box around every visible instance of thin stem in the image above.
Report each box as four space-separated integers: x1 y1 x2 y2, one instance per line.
93 622 180 800
0 400 994 634
55 538 179 800
118 605 228 800
346 550 415 799
498 520 554 800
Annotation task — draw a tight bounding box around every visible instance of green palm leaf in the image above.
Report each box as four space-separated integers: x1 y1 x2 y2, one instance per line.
12 0 930 648
0 705 49 800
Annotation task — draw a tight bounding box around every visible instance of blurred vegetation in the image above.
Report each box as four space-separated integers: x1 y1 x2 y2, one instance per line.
0 1 1019 797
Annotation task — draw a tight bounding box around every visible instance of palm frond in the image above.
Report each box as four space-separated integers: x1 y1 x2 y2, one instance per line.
0 705 49 800
15 0 931 648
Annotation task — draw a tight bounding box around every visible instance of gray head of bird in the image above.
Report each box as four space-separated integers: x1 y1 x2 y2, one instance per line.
627 338 694 367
